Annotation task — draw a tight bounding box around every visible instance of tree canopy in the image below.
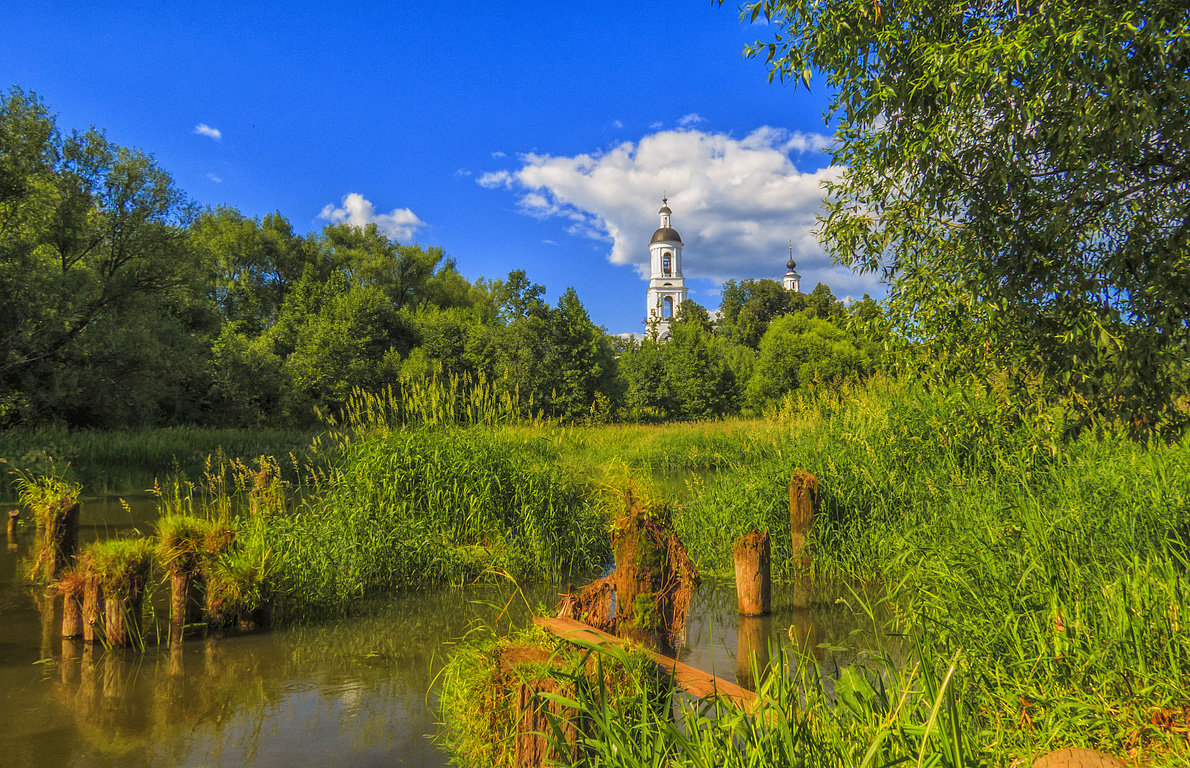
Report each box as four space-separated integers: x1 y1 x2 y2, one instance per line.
1 86 881 429
731 0 1190 430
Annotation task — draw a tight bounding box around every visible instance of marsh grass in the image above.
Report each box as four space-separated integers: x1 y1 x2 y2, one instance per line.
82 536 156 648
254 426 609 619
0 425 316 499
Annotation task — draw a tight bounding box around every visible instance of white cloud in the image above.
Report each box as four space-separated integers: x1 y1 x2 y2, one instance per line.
611 119 624 129
677 113 706 128
477 170 513 189
205 173 223 183
491 151 507 159
475 126 879 298
317 193 426 241
454 168 472 177
194 123 222 141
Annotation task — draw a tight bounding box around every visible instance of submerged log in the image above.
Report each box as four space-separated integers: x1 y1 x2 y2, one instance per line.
789 470 818 570
733 529 771 616
537 616 759 712
1032 748 1125 768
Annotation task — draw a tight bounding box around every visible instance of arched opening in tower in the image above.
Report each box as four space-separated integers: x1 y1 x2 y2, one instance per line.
662 252 672 277
663 295 674 318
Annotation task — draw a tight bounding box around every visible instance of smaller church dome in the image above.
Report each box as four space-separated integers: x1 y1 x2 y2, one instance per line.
651 227 682 244
659 205 672 215
786 256 797 271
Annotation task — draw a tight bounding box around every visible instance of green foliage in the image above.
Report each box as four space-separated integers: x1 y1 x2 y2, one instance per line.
620 320 741 421
0 87 211 427
730 0 1190 431
13 466 80 526
746 312 871 411
0 425 314 499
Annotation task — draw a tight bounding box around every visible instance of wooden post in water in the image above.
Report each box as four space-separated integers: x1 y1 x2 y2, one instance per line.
736 614 772 692
82 574 104 645
7 509 19 539
789 470 818 570
40 497 80 582
495 645 579 768
168 562 205 644
105 574 148 648
733 529 771 616
61 577 84 638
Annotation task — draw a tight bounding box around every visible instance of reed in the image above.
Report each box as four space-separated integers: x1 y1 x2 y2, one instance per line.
254 426 608 619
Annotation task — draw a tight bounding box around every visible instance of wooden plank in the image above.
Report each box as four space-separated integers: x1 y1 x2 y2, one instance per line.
534 616 758 711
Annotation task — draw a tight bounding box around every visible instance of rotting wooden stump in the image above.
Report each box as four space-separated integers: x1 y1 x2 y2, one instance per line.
7 509 19 539
558 490 699 656
497 644 580 768
59 573 85 638
37 496 80 582
82 573 104 645
168 560 206 644
733 529 771 616
1032 748 1125 768
104 572 149 648
789 470 818 570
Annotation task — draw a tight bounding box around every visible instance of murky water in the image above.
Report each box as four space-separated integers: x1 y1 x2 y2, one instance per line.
2 496 889 768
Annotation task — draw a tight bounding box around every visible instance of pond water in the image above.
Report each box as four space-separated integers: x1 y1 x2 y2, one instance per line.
1 496 891 768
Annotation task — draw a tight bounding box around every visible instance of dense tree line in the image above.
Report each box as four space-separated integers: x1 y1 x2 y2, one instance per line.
1 88 873 429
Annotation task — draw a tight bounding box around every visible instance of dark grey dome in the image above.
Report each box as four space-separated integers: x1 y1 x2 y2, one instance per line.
787 257 797 271
651 227 682 244
659 205 672 215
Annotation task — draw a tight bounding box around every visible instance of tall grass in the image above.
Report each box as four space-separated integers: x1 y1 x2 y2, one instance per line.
0 425 315 499
244 426 609 619
576 378 1189 763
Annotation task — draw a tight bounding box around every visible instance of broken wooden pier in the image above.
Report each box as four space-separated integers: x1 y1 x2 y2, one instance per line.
534 615 758 712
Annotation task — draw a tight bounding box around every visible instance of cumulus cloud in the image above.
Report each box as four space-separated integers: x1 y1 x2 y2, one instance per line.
475 126 880 297
194 123 222 141
318 193 426 241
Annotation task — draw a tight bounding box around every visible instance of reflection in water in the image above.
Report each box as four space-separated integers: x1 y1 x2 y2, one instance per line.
1 499 904 768
736 614 772 691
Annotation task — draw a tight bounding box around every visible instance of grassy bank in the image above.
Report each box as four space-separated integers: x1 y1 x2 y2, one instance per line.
0 425 317 500
442 380 1190 765
8 378 1188 763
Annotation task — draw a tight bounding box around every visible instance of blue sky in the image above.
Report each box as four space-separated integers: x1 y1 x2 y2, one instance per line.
2 1 879 334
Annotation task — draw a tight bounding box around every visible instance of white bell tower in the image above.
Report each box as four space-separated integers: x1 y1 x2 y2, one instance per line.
645 197 688 338
782 240 802 293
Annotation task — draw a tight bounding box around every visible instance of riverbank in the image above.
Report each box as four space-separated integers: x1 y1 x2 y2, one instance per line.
5 378 1188 765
